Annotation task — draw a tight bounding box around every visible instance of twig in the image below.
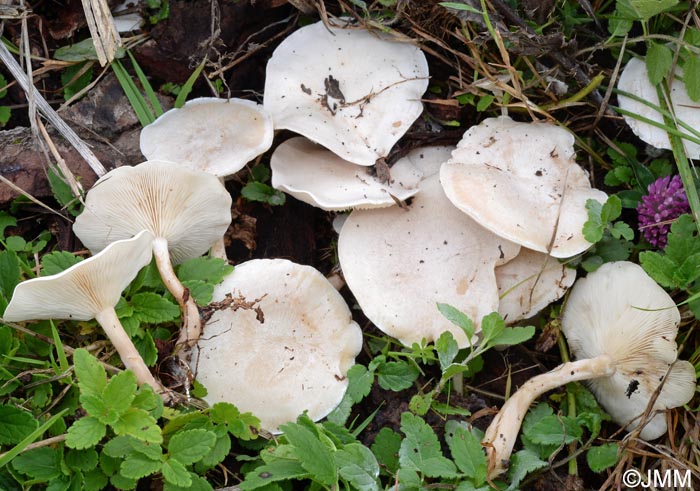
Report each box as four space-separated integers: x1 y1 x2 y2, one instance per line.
0 40 108 177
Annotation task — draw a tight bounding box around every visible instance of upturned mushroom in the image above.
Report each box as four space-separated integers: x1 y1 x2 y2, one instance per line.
338 174 520 348
139 97 274 178
2 230 170 398
73 160 232 350
190 259 362 433
440 116 608 258
263 20 429 166
617 56 700 159
482 261 696 478
270 137 424 210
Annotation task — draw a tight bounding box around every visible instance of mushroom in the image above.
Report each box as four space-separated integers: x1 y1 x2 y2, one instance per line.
440 116 608 258
496 248 576 324
73 160 232 350
482 261 696 478
617 56 700 159
270 137 423 210
139 97 274 178
338 174 520 348
1 230 169 397
190 259 362 433
263 20 429 166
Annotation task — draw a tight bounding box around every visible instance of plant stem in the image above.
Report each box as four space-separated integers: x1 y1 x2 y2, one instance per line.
152 237 202 351
557 331 578 477
482 354 615 479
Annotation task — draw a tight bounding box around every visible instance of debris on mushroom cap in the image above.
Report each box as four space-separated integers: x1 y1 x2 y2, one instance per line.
270 137 423 211
263 20 429 166
3 230 154 322
440 116 608 258
496 248 576 323
617 57 700 159
140 98 274 177
338 175 520 348
562 261 697 440
73 159 232 264
190 258 362 433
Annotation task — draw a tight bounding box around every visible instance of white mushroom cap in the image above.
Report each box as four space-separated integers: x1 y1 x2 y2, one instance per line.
400 145 455 179
618 57 700 159
496 248 576 323
263 20 429 166
73 160 232 264
270 137 423 210
440 116 608 258
562 261 697 440
140 98 274 177
190 259 362 433
338 175 520 348
3 230 154 322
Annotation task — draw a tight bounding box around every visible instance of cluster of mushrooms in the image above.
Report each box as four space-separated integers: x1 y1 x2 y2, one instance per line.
2 18 697 478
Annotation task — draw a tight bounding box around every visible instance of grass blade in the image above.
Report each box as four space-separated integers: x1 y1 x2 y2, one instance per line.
0 409 69 468
111 59 155 126
127 50 163 117
174 58 206 108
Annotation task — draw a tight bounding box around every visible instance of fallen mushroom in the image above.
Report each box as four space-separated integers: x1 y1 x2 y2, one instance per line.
617 56 700 159
190 259 362 433
496 248 576 324
270 137 423 210
263 20 429 166
440 116 608 258
338 174 520 348
73 160 232 350
482 261 696 478
139 97 274 178
1 230 170 398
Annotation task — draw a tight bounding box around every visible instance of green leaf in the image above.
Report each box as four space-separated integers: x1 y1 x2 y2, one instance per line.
646 43 673 86
336 443 380 491
0 250 20 302
177 257 233 284
65 416 107 449
615 0 678 21
437 303 475 339
444 420 487 484
102 370 137 417
370 427 402 475
240 460 309 490
439 2 481 14
479 312 506 344
435 331 459 370
683 50 700 101
199 427 231 467
0 106 10 126
12 447 62 480
132 385 163 418
168 428 217 465
181 280 214 305
0 73 7 98
103 436 136 458
164 473 214 491
120 453 163 480
408 392 433 416
610 221 634 240
241 182 286 206
377 361 419 391
489 325 535 347
583 199 605 243
250 165 271 182
162 458 191 487
346 364 374 402
0 405 39 445
130 292 180 323
55 38 124 61
279 422 337 486
110 471 137 490
73 348 107 396
507 449 548 488
600 195 622 222
65 448 99 471
83 467 109 491
399 412 458 478
524 415 583 446
81 393 118 425
41 250 82 276
587 443 619 472
113 408 162 444
61 62 93 101
5 235 26 252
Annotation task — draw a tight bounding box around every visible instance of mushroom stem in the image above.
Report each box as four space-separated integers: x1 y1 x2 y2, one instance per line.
151 237 202 350
482 354 616 479
209 238 228 261
94 307 170 399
